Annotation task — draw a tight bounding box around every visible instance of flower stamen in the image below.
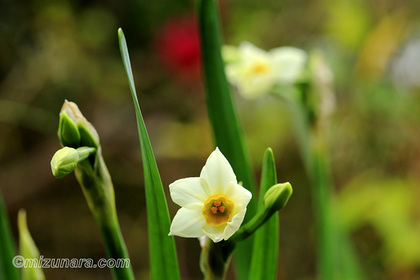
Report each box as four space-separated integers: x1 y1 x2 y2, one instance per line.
251 62 270 74
202 195 234 226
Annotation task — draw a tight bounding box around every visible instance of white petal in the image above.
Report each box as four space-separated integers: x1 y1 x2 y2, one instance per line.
169 208 205 238
200 148 237 194
270 47 307 84
222 208 247 240
202 224 226 243
238 41 269 60
225 182 252 208
239 74 275 99
202 208 247 242
169 178 208 210
226 42 275 99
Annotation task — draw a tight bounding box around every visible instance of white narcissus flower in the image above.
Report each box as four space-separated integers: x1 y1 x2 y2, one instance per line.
169 148 252 243
224 41 307 99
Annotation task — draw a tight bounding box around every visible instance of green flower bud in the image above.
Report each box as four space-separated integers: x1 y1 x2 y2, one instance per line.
228 182 293 245
51 146 96 178
51 147 79 178
78 122 99 148
263 182 293 214
58 111 80 148
59 100 100 148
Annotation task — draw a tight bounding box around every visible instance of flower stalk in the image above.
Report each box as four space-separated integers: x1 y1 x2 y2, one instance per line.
200 238 232 280
275 52 363 280
229 183 292 245
52 101 135 280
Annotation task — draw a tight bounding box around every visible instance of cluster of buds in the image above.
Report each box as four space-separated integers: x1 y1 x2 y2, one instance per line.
50 100 115 222
51 100 99 177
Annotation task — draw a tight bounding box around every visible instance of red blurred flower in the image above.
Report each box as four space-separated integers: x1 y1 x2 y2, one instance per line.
155 16 202 82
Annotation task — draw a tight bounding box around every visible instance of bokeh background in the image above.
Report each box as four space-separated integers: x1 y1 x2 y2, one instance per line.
1 0 420 279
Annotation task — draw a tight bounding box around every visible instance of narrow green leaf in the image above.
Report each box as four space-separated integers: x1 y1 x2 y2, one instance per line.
18 209 45 280
0 194 19 280
249 148 279 280
118 28 180 280
196 0 256 208
258 149 277 205
196 0 256 278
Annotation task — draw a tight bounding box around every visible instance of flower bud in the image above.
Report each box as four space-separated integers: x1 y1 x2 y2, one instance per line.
58 111 80 148
263 182 293 214
59 100 99 148
51 146 96 178
227 182 293 245
51 147 79 178
78 122 99 148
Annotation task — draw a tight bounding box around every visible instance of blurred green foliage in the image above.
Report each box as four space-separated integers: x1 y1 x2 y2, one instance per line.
1 0 420 279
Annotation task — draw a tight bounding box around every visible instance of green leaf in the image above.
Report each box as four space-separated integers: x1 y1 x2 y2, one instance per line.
118 28 180 280
196 0 256 278
18 209 45 280
0 194 19 280
249 148 279 280
196 0 256 206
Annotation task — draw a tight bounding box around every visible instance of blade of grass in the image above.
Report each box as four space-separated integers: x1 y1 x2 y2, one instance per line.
196 0 256 278
118 28 180 280
249 148 279 280
0 194 19 280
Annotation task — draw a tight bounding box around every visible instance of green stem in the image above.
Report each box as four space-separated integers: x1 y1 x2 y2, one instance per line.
231 209 272 244
311 132 336 280
75 153 135 280
281 95 336 280
199 209 272 280
200 239 232 280
287 96 361 280
99 214 135 280
76 147 96 162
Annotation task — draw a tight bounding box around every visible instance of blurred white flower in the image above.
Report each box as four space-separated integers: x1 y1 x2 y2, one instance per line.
391 39 420 91
224 42 307 99
169 148 252 243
